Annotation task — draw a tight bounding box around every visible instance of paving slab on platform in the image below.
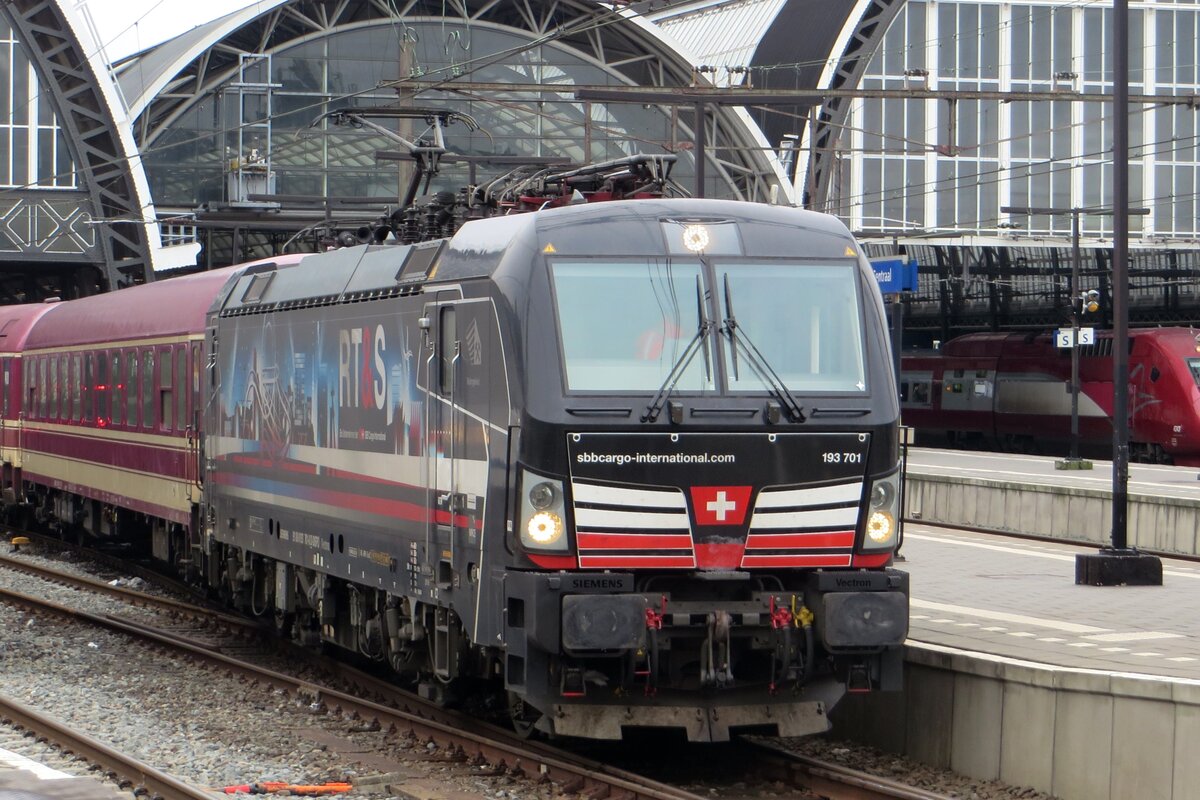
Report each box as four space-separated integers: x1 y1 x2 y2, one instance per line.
900 522 1200 680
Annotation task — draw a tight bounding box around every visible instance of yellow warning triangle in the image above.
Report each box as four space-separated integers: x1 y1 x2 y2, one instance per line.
543 243 557 254
844 245 857 256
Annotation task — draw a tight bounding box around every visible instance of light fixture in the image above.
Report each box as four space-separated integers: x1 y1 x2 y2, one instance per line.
681 224 710 252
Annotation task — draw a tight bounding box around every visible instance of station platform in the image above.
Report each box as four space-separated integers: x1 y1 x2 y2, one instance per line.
832 449 1200 800
902 448 1200 557
901 522 1200 679
0 747 136 798
906 447 1200 503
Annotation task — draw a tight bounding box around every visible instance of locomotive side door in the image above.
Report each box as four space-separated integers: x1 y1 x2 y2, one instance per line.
423 295 461 592
423 292 468 679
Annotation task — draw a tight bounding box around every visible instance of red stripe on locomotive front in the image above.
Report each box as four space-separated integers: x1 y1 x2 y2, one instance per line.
744 531 857 549
576 532 693 550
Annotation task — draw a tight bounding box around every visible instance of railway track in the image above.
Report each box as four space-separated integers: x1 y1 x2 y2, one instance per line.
739 739 963 800
0 692 213 799
0 550 704 800
0 543 958 800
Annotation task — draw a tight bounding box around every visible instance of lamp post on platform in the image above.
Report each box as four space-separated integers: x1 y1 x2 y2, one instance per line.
1000 206 1146 470
1073 0 1162 587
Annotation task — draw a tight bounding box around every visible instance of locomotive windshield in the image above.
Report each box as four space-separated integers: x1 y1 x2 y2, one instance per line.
1188 358 1200 389
552 260 712 392
550 258 866 394
720 262 866 393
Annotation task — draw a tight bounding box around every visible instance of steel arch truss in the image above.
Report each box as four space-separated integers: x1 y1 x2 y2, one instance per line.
802 0 904 210
130 0 777 201
2 0 154 289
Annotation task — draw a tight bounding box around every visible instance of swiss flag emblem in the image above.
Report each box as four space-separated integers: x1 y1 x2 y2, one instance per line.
690 486 752 526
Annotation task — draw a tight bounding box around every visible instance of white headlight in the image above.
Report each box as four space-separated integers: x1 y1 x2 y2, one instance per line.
871 481 896 510
529 482 556 510
681 224 710 252
518 470 569 551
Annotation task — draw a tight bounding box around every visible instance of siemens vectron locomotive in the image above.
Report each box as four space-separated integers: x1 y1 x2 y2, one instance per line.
4 198 907 742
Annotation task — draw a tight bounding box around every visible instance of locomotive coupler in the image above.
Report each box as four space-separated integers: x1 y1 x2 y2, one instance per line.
700 610 733 688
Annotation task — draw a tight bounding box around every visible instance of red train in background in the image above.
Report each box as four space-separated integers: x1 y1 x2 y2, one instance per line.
900 327 1200 466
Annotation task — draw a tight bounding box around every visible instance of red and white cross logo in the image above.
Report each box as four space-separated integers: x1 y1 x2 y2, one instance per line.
690 486 752 526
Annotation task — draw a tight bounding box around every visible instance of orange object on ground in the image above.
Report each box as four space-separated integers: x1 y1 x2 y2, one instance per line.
222 781 353 795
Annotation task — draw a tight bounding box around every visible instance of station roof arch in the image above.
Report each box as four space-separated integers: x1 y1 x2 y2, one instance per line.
0 0 167 298
111 0 791 226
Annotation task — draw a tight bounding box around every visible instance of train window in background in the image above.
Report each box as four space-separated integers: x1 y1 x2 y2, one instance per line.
901 379 932 407
70 355 81 422
439 306 457 394
126 350 138 427
1 357 8 417
142 349 156 429
83 353 94 422
96 354 109 426
160 348 173 430
1188 359 1200 388
177 347 187 432
48 355 58 420
111 354 122 427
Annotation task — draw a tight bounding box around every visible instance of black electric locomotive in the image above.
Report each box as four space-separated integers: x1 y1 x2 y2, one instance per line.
202 197 908 742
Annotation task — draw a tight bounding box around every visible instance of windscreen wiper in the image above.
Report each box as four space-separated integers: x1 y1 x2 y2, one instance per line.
643 277 714 423
721 275 806 423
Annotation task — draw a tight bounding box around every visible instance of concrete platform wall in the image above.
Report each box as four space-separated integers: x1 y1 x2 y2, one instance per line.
904 471 1200 556
832 643 1200 800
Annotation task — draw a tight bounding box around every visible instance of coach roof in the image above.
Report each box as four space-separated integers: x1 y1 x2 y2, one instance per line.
24 268 240 350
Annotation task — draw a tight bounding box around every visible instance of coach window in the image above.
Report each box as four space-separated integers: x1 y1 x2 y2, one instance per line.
1 358 8 417
176 347 187 432
24 360 32 417
83 353 94 423
59 358 67 421
142 348 156 429
96 354 110 426
160 348 173 430
48 355 58 420
38 357 47 418
70 355 81 422
125 350 138 427
191 342 201 424
111 354 123 427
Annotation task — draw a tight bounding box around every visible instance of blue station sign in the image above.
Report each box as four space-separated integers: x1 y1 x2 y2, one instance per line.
869 257 919 295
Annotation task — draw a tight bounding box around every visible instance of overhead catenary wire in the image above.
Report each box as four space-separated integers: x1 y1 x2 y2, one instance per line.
2 0 1200 247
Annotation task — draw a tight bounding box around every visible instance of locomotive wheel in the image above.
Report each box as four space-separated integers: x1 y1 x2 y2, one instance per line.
507 691 543 739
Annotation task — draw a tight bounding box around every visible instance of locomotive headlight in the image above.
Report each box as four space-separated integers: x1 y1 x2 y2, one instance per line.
519 469 569 551
681 224 710 252
862 469 902 551
527 511 564 545
870 481 896 510
866 511 896 544
529 482 557 509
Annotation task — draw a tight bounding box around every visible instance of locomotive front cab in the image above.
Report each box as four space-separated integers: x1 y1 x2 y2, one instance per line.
496 200 909 742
